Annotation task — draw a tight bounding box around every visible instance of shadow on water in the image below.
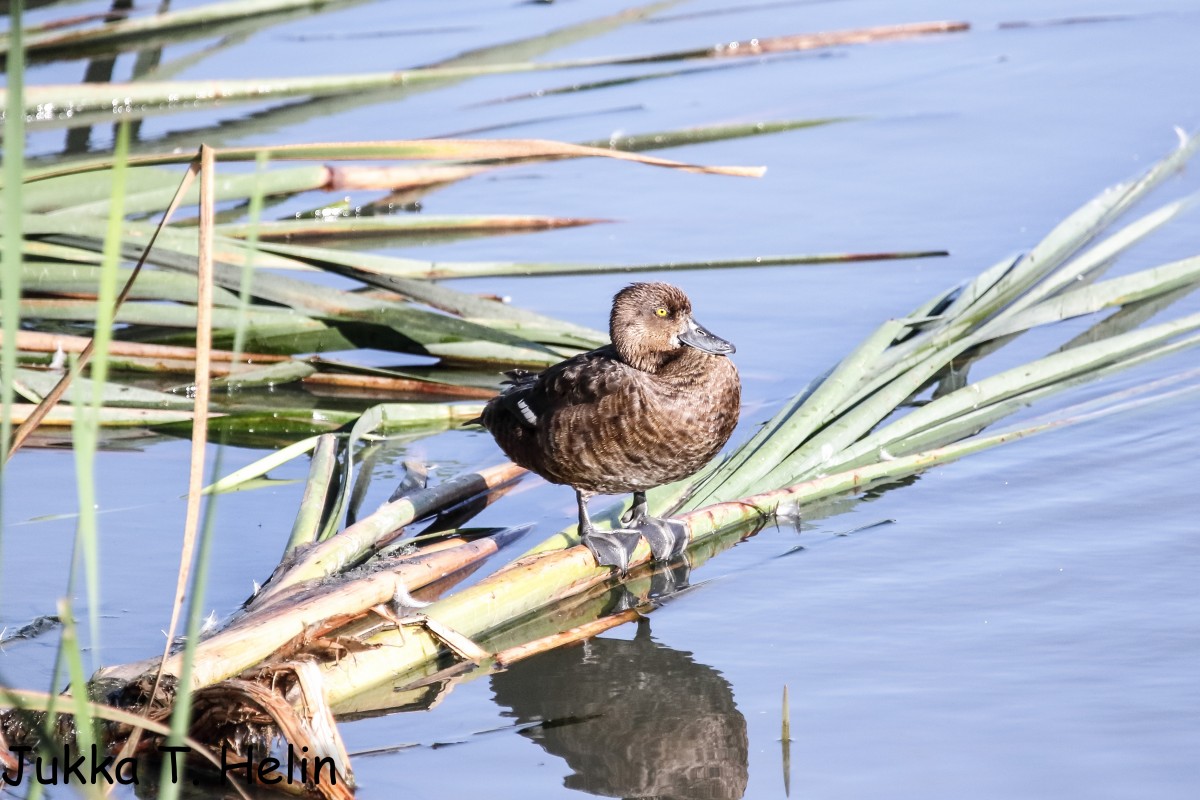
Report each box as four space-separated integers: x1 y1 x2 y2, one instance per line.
491 616 749 800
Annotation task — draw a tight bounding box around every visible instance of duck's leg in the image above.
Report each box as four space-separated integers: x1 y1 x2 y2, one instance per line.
577 489 641 572
621 491 649 525
625 490 690 561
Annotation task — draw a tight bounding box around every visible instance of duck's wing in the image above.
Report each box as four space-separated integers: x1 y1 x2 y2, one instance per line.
536 346 641 408
493 368 542 428
485 346 644 431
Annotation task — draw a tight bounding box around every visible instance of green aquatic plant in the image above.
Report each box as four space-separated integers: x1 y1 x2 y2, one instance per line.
5 130 942 452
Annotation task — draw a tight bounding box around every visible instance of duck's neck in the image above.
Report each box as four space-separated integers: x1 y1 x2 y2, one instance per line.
647 346 723 384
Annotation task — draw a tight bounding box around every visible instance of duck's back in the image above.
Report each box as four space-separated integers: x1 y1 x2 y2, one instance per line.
481 345 740 495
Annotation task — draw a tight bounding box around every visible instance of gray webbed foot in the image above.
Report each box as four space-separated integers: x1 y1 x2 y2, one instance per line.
581 528 642 573
632 515 689 561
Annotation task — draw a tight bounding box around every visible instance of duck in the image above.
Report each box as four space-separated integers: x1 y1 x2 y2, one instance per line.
478 282 741 571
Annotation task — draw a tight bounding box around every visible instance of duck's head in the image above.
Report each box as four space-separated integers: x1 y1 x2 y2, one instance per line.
610 282 735 372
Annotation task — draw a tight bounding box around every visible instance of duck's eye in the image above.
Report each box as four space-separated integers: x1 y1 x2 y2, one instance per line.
654 307 669 318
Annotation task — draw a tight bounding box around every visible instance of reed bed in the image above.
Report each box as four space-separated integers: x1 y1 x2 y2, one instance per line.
6 129 944 452
5 132 1183 797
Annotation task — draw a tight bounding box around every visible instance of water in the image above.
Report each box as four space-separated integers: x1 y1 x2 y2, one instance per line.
4 1 1200 797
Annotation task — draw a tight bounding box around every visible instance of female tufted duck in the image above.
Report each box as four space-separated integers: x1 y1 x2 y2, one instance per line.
479 282 741 570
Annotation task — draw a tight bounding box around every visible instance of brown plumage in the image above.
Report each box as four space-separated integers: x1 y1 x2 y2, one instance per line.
478 282 741 570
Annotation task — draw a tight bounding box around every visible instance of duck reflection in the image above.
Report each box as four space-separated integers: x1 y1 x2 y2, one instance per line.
491 617 748 799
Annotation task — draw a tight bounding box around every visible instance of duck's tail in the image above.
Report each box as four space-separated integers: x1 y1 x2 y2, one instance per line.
464 369 538 429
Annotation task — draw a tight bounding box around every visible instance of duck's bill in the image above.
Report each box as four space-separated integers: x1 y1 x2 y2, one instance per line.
679 318 736 355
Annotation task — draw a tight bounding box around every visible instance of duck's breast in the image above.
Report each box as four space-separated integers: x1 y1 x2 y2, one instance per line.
541 351 740 494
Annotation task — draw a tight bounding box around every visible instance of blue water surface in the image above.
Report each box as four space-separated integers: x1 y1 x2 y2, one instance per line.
3 1 1199 798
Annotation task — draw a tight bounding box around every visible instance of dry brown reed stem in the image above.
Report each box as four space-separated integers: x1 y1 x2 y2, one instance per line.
248 461 526 608
230 215 604 241
720 21 969 56
214 139 765 178
5 330 289 364
11 333 494 394
781 685 791 742
138 149 215 759
300 371 496 399
109 155 241 763
493 609 642 667
28 10 132 33
324 164 486 190
97 535 510 692
596 20 968 66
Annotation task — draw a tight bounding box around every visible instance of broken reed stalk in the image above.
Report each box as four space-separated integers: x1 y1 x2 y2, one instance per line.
302 416 1091 706
156 147 214 669
95 533 515 691
248 461 526 608
493 609 643 667
284 433 340 557
781 685 791 742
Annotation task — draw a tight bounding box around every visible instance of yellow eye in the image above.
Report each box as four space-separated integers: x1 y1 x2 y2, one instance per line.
654 307 669 317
